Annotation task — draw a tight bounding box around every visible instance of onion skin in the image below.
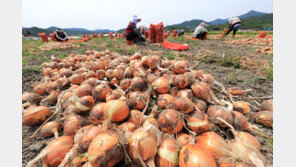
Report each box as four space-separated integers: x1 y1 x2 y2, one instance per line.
119 79 131 91
176 89 194 100
74 125 93 144
172 61 186 74
196 132 229 159
142 117 159 129
92 84 112 101
158 109 183 133
218 162 247 167
260 99 273 112
177 133 195 147
127 91 147 110
187 112 210 134
23 106 51 125
32 83 46 95
74 84 92 98
173 96 194 113
148 55 162 69
75 95 95 114
78 126 104 153
191 83 217 104
104 100 129 122
254 111 273 127
128 127 158 166
88 131 124 167
152 77 171 94
233 101 251 115
127 109 143 127
238 131 261 151
179 144 217 167
43 91 61 105
89 103 106 125
42 136 74 167
63 114 86 137
69 74 85 85
207 105 233 128
131 77 146 92
157 94 174 109
40 121 62 138
227 87 245 96
156 136 179 167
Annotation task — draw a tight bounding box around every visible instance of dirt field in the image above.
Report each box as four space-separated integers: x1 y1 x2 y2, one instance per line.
22 32 273 166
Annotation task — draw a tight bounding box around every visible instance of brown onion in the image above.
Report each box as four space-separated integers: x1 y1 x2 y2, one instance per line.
104 100 129 121
131 77 146 92
156 136 179 167
89 103 106 125
254 111 273 127
157 94 174 109
92 84 112 101
63 114 86 137
173 96 194 113
233 101 251 115
75 95 95 114
158 109 183 133
260 99 273 112
22 106 51 125
40 121 62 138
152 77 171 94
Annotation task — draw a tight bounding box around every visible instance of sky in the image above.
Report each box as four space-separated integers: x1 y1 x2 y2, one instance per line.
22 0 273 31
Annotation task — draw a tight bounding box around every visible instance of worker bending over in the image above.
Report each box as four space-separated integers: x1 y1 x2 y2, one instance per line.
193 22 208 40
54 28 68 42
224 17 241 37
125 15 147 45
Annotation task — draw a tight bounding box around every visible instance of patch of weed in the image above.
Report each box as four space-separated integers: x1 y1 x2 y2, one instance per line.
164 51 176 60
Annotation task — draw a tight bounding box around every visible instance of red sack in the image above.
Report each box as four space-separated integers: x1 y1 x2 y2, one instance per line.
166 31 170 36
49 32 57 41
115 33 118 39
122 31 126 38
149 24 156 43
109 32 114 39
149 22 164 43
163 41 189 51
257 32 267 38
173 30 178 37
86 34 90 37
93 33 98 38
100 33 104 38
38 33 49 42
83 35 86 38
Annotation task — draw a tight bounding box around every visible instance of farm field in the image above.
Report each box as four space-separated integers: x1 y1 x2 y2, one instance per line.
22 31 273 167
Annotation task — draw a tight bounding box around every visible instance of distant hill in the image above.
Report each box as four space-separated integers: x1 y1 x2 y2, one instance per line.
165 19 210 32
207 13 273 31
22 26 115 36
239 10 268 19
209 18 228 25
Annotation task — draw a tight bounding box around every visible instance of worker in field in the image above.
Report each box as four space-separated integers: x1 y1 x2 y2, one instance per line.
54 28 69 42
179 29 184 36
138 25 148 35
193 22 208 40
223 16 241 37
25 29 32 36
125 15 147 45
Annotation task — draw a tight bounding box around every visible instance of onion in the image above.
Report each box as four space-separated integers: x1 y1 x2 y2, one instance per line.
218 161 247 167
105 69 114 80
74 125 93 144
131 77 146 92
42 91 61 105
156 136 179 167
32 83 46 95
45 81 58 94
22 92 42 104
110 78 120 87
117 122 136 133
177 133 195 147
142 117 159 129
179 144 217 167
207 105 233 128
176 89 194 100
194 70 205 79
227 87 253 96
161 60 172 68
172 61 186 74
69 74 85 85
127 109 143 127
152 77 171 94
64 105 77 116
254 111 273 127
173 96 194 113
81 78 99 87
127 91 147 110
58 68 72 77
119 78 131 91
63 114 86 137
40 121 62 138
124 67 134 78
75 95 95 114
157 94 174 109
128 127 158 166
74 84 92 98
95 69 106 80
88 131 124 167
196 131 230 159
23 106 51 125
113 68 124 80
92 61 105 71
104 100 129 121
146 74 158 85
92 84 112 101
158 109 183 133
60 91 74 109
187 112 210 134
42 136 74 167
131 52 142 60
56 77 70 88
89 103 106 125
173 75 191 89
237 131 261 151
194 99 207 113
233 101 251 115
191 82 220 105
260 99 273 112
78 125 104 153
133 67 148 78
148 55 162 69
231 111 253 131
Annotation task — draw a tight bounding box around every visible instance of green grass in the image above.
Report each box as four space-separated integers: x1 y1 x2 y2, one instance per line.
22 66 41 74
219 54 241 69
164 51 176 60
127 47 136 55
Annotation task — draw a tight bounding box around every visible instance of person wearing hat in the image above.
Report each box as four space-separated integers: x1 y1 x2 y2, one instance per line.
223 17 241 37
125 15 147 45
179 29 184 37
54 28 68 42
193 22 208 40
